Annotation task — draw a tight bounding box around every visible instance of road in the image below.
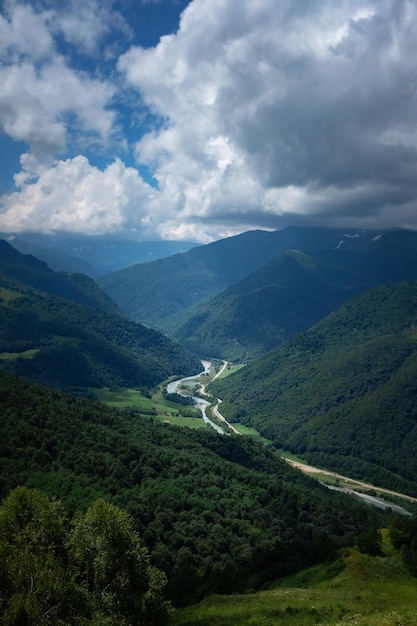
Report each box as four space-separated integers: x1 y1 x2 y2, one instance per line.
167 360 241 436
199 361 241 435
286 458 417 513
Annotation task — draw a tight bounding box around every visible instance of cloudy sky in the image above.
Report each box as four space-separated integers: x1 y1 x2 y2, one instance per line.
0 0 416 242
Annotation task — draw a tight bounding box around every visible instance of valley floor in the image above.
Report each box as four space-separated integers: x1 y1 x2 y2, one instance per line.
285 458 417 513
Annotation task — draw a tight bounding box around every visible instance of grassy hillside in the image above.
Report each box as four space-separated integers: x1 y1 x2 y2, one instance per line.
0 372 385 606
175 230 417 360
98 227 382 332
174 531 417 625
211 281 417 495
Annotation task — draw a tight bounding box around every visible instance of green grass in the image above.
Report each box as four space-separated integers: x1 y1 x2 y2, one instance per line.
91 386 207 429
0 349 39 360
92 387 157 409
0 287 22 303
154 415 205 429
173 531 417 625
216 363 246 379
233 423 271 444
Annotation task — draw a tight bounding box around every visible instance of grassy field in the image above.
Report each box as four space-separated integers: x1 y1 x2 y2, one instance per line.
92 386 207 429
214 362 246 379
173 531 417 625
0 287 23 303
0 348 39 360
232 423 271 444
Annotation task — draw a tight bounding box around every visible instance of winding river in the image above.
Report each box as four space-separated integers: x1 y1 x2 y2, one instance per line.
167 361 227 435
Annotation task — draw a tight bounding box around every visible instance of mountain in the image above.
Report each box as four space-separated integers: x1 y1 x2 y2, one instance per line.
5 236 102 278
0 240 201 391
0 283 201 391
98 226 382 332
0 371 384 604
173 250 353 360
0 239 120 314
2 233 198 275
174 229 417 360
211 281 417 496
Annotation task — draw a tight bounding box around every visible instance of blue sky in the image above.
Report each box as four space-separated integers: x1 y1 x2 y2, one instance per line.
0 0 416 242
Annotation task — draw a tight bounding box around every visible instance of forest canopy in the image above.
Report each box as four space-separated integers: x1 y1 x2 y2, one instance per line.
0 487 172 625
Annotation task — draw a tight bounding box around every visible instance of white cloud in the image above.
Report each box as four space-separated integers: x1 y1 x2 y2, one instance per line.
0 155 159 236
47 0 131 54
0 2 53 61
0 58 116 157
117 0 417 238
1 0 416 240
0 1 118 158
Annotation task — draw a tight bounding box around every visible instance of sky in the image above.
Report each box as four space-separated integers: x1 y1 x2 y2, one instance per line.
0 0 416 243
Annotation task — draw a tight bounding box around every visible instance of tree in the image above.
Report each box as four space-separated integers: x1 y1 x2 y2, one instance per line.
0 489 172 626
0 486 77 625
69 499 172 625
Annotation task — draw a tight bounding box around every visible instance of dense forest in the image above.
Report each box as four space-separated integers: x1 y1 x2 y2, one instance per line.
98 226 382 332
174 230 417 360
0 372 386 607
0 487 172 625
211 282 417 495
0 240 201 393
0 283 201 391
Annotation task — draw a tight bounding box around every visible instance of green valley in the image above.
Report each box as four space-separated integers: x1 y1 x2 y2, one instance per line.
2 228 417 624
211 281 417 496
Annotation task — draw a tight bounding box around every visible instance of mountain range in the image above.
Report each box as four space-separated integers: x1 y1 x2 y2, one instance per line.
98 226 382 333
98 227 417 360
174 229 417 359
1 224 417 619
0 240 201 392
1 233 197 276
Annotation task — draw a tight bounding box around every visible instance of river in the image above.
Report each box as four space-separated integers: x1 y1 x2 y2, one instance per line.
167 361 227 435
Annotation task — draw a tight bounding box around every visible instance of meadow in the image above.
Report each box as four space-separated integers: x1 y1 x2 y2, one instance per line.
173 530 417 625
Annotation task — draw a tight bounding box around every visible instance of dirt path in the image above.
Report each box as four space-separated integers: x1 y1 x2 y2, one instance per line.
212 399 241 435
286 459 417 503
199 361 241 435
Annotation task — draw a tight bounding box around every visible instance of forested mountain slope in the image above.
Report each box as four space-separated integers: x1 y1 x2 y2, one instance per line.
0 240 201 390
98 226 382 332
0 239 119 314
0 372 384 605
211 281 417 495
0 283 201 391
175 230 417 360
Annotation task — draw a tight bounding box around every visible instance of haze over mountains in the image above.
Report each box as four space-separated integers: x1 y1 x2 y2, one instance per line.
2 232 197 277
98 227 417 360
